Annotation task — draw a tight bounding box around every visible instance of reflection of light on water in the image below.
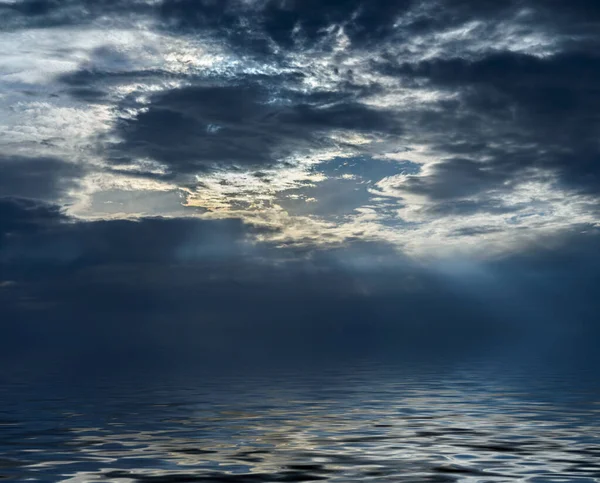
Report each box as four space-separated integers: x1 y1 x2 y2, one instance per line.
2 368 598 482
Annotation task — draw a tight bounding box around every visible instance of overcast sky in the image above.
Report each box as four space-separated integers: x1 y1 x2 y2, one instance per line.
1 0 599 375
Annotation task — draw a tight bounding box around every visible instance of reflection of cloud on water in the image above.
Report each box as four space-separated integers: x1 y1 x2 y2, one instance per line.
49 371 600 482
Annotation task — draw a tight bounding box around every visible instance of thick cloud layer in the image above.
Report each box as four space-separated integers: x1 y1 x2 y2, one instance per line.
377 50 600 192
1 196 598 375
1 0 599 373
113 82 400 177
0 155 84 201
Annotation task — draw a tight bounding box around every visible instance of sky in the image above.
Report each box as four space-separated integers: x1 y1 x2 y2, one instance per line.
1 0 599 376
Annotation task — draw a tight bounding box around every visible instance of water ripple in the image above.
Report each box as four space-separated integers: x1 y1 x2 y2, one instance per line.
1 366 599 482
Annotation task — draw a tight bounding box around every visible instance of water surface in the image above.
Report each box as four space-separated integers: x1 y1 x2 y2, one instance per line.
1 363 599 482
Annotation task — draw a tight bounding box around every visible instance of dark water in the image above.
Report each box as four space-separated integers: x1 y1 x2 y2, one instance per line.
1 363 599 482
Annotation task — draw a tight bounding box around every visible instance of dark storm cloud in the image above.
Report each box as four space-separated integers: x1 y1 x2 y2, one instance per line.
154 0 600 55
2 0 600 376
7 0 598 200
1 197 599 375
0 155 84 201
0 0 154 30
60 68 181 101
0 197 260 267
480 227 600 334
392 145 541 218
0 197 65 246
0 0 580 62
258 0 413 48
2 0 413 51
395 157 518 201
533 0 600 36
0 198 514 372
3 0 599 51
57 44 189 103
388 51 600 130
111 82 401 178
373 49 600 204
0 0 359 53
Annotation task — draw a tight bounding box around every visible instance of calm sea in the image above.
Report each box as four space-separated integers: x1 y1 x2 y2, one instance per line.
1 361 599 482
